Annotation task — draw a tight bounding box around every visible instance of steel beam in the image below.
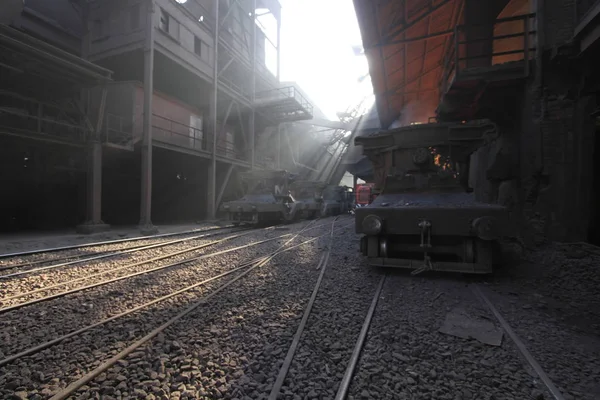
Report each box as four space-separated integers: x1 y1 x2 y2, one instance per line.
90 87 107 223
78 3 108 234
216 163 235 207
382 29 454 48
276 4 281 81
402 0 408 107
219 0 241 29
220 99 235 136
276 123 281 169
283 125 318 172
327 116 364 185
217 56 235 77
234 101 248 148
370 0 452 49
207 0 220 220
382 62 442 96
139 0 157 234
249 0 257 168
295 118 352 130
383 2 406 37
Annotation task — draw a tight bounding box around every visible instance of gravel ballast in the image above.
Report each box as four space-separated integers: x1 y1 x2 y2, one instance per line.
485 243 600 400
2 217 596 400
0 219 341 399
347 275 549 400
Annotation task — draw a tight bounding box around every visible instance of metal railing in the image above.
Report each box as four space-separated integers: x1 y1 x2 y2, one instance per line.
255 86 314 119
441 13 537 94
151 113 249 162
103 113 135 149
0 90 89 143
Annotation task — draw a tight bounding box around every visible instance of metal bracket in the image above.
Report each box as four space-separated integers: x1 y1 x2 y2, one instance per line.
413 220 433 275
418 219 432 248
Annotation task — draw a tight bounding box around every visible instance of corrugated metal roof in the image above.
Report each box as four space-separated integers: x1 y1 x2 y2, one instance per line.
353 0 463 128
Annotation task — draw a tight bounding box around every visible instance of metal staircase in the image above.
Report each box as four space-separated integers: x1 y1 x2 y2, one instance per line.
319 97 371 185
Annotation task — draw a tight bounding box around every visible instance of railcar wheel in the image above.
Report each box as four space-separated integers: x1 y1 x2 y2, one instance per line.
474 239 494 271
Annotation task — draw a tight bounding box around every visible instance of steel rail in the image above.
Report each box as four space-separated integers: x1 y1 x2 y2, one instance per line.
0 220 336 368
0 233 284 314
0 227 246 278
335 274 386 400
472 285 566 400
0 225 237 259
0 220 337 313
48 219 342 400
1 230 256 301
268 218 337 400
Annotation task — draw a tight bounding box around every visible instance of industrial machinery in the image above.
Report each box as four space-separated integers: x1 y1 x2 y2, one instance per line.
220 170 303 225
321 185 354 216
354 119 510 274
290 180 327 219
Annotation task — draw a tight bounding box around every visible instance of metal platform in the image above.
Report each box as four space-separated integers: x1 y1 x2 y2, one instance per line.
0 24 113 145
254 86 314 123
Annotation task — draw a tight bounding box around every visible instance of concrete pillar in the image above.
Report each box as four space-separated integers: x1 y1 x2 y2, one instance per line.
207 0 220 220
139 0 158 234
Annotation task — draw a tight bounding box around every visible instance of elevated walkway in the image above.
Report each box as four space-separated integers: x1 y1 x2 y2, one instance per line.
254 86 314 123
437 13 536 121
0 24 112 146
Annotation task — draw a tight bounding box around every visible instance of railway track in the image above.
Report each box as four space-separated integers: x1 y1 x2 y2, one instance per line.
0 226 247 278
0 221 339 314
334 275 566 400
1 217 571 400
0 217 350 399
0 225 235 261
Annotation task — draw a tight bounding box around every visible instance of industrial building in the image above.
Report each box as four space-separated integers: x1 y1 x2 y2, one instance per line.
349 0 600 244
4 0 600 246
0 0 360 234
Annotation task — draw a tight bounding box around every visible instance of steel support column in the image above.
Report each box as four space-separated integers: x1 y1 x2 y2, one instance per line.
327 116 364 185
249 0 257 168
207 0 220 220
234 102 248 149
140 0 158 234
276 123 281 169
276 5 281 81
216 164 235 207
77 3 108 234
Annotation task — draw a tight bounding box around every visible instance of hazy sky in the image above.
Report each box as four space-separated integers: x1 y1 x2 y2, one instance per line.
276 0 373 120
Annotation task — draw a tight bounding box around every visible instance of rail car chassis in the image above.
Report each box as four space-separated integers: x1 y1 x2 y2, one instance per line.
356 200 507 274
354 119 511 274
